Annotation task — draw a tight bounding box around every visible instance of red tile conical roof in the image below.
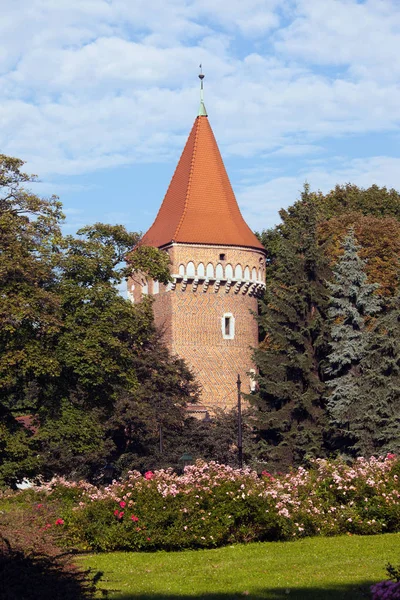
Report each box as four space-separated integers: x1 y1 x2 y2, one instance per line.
141 115 264 250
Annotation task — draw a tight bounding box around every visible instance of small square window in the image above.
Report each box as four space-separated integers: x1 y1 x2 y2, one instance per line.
219 253 226 260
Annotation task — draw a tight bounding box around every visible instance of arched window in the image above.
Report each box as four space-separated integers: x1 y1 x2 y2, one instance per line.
252 267 257 281
178 264 185 277
197 262 205 277
187 261 195 277
258 269 263 281
153 280 159 294
244 266 250 280
206 263 214 278
234 264 243 279
225 264 233 279
215 263 223 279
142 280 148 295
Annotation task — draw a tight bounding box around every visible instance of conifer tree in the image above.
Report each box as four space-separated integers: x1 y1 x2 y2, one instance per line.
355 289 400 455
251 187 330 469
325 229 381 454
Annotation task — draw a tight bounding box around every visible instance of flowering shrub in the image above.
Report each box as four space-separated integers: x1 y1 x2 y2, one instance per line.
371 562 400 600
2 455 399 552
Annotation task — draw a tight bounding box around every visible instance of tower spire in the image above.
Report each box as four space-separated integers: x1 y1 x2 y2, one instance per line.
198 64 207 117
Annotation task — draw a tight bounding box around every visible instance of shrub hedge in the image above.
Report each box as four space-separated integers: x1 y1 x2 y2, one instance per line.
1 455 399 553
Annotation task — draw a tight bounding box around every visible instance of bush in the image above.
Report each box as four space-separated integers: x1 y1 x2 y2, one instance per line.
1 455 399 553
371 562 400 600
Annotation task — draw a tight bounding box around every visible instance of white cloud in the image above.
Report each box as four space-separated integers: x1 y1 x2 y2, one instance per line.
0 0 399 202
237 155 400 230
276 0 400 81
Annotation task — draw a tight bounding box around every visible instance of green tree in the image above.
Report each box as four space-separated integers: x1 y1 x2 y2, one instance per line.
0 154 63 405
325 229 381 454
0 405 40 488
251 187 330 470
0 153 198 483
108 330 199 475
34 224 185 478
353 289 400 455
260 184 400 298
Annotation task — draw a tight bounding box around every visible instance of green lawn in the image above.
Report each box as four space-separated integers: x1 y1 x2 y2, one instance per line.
81 533 399 600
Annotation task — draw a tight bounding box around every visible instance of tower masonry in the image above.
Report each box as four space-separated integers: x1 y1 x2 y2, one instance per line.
129 80 266 412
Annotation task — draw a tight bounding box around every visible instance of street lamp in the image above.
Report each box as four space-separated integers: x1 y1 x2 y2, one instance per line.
237 374 243 469
179 452 193 469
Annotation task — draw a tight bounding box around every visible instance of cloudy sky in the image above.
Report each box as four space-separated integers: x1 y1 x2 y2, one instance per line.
1 0 400 234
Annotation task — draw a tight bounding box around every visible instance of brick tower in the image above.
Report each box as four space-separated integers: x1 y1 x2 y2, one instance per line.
130 74 266 413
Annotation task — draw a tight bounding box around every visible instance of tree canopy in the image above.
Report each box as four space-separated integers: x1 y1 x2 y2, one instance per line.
253 183 400 468
0 154 197 486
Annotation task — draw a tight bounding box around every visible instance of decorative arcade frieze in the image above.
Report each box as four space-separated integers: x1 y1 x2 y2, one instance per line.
169 273 265 297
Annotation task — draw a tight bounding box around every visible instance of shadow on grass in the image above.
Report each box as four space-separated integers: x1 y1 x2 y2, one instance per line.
111 582 375 600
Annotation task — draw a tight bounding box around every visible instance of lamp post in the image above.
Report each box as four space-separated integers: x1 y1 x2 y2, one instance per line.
159 422 163 454
179 452 193 470
237 374 243 469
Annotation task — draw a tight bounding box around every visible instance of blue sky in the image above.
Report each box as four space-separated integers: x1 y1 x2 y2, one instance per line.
1 0 400 235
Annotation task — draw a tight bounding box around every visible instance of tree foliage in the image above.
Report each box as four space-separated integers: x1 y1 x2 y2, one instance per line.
255 183 400 468
251 187 330 469
0 154 195 484
0 155 63 397
354 290 400 455
325 229 381 454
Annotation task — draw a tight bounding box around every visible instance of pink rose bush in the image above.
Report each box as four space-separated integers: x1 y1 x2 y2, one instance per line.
3 454 399 552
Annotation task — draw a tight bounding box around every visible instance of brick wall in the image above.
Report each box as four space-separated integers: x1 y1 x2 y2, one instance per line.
130 242 265 411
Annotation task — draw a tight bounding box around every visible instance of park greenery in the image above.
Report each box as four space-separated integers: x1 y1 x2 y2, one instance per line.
1 154 400 598
82 535 400 599
1 154 400 485
2 455 399 552
252 183 400 469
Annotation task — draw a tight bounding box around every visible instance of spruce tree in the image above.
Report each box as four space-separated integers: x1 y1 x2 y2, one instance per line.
355 289 400 455
251 187 330 470
325 229 381 454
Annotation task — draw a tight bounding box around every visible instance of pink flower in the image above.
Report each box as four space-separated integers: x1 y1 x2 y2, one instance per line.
114 509 120 516
147 537 151 541
119 511 124 519
144 471 154 480
119 501 126 508
55 518 64 526
36 503 44 509
131 515 139 522
387 453 396 460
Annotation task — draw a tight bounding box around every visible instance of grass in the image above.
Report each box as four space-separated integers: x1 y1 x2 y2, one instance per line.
81 533 399 599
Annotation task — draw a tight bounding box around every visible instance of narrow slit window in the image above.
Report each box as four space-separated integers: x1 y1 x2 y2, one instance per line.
225 316 230 336
222 313 235 339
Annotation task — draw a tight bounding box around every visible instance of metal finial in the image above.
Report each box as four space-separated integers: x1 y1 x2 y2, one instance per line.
198 64 207 117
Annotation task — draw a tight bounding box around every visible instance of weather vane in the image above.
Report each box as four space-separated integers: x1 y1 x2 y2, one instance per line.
198 64 207 116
